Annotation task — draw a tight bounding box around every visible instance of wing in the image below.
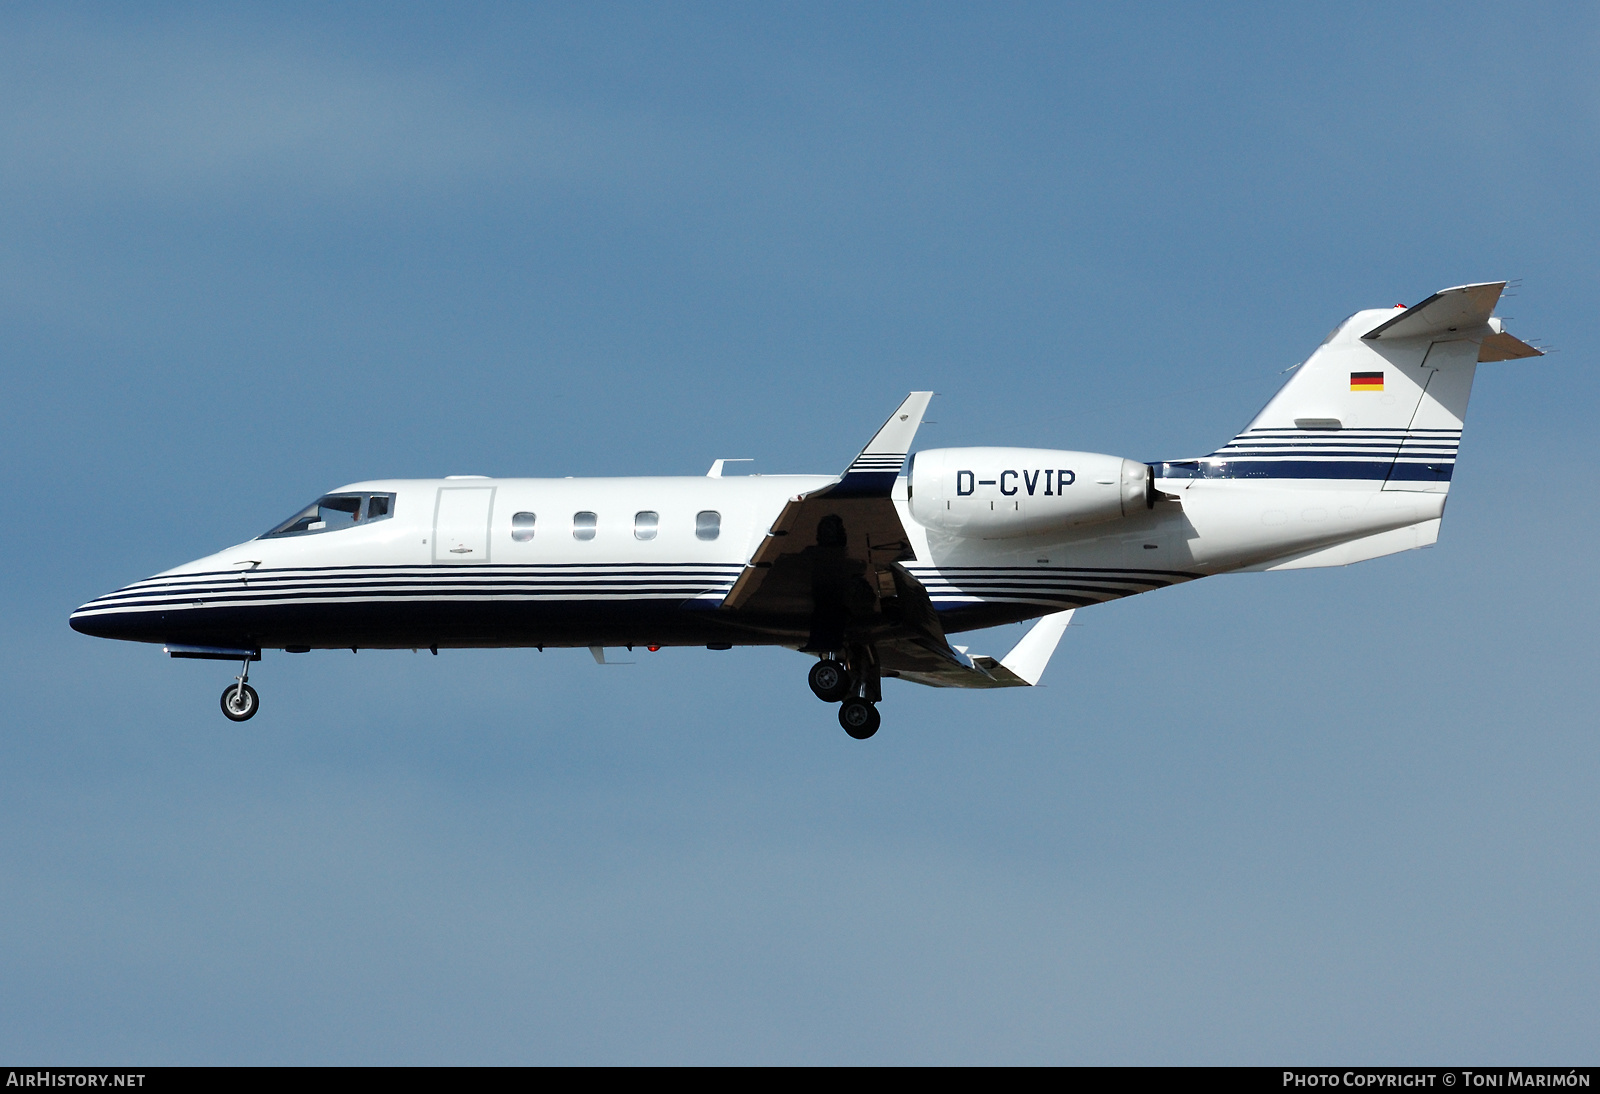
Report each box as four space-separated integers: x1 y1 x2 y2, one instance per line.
720 393 932 649
719 390 1076 687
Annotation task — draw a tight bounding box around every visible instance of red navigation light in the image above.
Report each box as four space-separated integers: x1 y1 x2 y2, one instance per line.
647 645 661 652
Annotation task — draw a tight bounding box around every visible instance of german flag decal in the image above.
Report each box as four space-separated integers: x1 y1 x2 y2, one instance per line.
1350 371 1384 391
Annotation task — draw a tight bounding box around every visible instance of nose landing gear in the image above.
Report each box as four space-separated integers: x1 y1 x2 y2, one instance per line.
221 682 259 721
220 653 259 721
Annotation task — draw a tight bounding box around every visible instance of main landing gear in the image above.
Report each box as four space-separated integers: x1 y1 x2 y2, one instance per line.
220 653 259 722
808 659 852 703
838 697 880 740
808 653 882 739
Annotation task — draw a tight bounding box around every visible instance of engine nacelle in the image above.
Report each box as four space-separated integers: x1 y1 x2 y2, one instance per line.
908 447 1152 539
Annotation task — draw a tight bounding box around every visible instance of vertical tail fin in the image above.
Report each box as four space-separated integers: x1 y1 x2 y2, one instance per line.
1207 282 1538 492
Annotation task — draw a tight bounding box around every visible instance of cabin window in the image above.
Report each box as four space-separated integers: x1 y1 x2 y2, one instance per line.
573 511 597 541
511 512 536 542
695 510 721 541
634 511 659 541
260 492 396 538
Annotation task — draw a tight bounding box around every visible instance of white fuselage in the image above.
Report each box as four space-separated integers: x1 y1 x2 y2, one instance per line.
69 469 1443 651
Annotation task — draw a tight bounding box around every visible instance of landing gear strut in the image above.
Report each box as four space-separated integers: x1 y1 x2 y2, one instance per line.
220 654 259 721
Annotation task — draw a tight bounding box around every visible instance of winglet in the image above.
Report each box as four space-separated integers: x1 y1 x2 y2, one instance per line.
830 391 934 497
993 609 1075 686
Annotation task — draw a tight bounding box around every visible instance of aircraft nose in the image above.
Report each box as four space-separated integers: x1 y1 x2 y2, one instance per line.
69 597 119 638
69 587 156 641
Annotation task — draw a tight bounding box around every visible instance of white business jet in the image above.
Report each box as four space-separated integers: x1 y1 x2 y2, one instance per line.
71 282 1540 739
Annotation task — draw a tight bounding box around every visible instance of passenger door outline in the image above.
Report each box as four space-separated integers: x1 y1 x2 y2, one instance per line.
432 487 496 564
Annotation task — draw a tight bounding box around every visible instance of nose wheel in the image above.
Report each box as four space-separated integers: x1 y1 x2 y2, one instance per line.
220 653 260 721
221 682 259 721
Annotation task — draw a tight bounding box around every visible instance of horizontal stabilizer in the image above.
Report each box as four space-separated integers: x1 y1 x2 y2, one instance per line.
1363 282 1505 341
1477 329 1543 362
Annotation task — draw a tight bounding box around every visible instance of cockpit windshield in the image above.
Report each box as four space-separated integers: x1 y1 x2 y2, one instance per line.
260 492 396 538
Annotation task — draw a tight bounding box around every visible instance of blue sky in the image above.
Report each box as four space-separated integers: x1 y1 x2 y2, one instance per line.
2 2 1597 1063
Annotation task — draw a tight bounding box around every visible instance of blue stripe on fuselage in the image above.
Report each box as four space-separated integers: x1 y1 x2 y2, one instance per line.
1154 460 1454 481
